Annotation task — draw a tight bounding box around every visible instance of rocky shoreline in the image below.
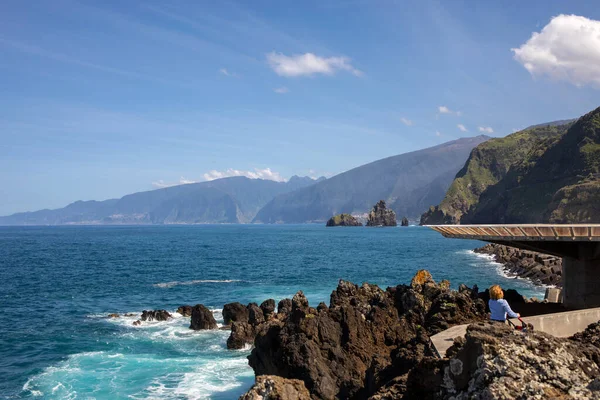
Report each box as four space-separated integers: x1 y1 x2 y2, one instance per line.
112 269 600 399
474 243 562 287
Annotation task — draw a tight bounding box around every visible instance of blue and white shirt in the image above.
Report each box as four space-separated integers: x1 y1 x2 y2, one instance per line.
489 299 518 321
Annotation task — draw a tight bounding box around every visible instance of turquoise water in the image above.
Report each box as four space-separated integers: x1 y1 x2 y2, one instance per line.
0 225 545 399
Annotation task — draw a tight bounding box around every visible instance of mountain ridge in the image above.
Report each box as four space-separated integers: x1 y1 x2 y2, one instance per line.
253 135 490 223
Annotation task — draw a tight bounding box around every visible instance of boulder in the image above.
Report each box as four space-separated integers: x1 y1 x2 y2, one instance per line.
248 303 265 325
277 298 292 315
366 200 397 227
227 321 256 349
260 299 276 320
433 322 600 399
239 375 310 400
326 213 363 227
223 302 249 325
107 313 120 318
141 310 172 322
176 305 192 317
190 304 217 330
132 320 141 326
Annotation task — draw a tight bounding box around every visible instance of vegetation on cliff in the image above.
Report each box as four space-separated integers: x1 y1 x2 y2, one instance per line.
420 116 581 224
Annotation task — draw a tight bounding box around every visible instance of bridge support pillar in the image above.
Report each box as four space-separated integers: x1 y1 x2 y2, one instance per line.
563 256 600 309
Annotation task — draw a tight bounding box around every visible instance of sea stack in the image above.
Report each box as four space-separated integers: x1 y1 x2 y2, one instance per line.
366 200 397 226
326 213 362 227
401 217 409 226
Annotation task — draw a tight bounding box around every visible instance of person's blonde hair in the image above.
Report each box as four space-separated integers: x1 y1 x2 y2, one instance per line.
490 285 504 300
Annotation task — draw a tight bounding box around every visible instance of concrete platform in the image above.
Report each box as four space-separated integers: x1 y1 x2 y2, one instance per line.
427 224 600 308
431 307 600 358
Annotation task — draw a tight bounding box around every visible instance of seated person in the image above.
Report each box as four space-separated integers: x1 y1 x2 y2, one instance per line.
489 284 520 322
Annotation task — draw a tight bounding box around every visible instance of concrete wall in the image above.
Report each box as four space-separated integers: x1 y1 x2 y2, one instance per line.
511 307 600 337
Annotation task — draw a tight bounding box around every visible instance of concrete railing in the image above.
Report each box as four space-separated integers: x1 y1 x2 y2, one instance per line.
512 307 600 337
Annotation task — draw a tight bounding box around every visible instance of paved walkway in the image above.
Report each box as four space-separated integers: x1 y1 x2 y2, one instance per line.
430 307 600 358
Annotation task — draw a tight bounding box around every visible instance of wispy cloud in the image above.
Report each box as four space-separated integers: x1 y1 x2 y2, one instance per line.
478 126 494 134
512 14 600 87
274 86 289 94
457 124 468 132
400 117 413 126
0 37 177 86
203 167 286 182
435 131 442 137
219 68 238 77
267 52 362 77
152 177 197 188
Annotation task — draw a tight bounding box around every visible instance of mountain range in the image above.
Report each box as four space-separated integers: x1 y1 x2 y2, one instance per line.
421 107 600 224
0 175 323 225
1 136 489 225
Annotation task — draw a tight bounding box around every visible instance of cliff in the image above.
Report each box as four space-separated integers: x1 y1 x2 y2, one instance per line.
420 121 573 225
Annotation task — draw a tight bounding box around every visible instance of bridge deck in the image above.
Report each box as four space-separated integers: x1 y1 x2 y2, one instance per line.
427 224 600 242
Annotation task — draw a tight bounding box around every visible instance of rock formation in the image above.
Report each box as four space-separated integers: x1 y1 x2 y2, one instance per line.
190 304 217 330
326 213 363 227
140 309 172 321
176 305 192 317
239 375 310 400
366 200 397 227
223 302 250 325
401 217 409 226
244 271 487 399
475 243 562 286
225 299 277 349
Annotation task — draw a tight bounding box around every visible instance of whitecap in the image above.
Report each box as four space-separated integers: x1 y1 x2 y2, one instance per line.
153 280 244 288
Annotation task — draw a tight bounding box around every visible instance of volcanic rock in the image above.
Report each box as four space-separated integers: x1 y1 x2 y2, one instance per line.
239 375 310 400
190 304 217 330
223 302 249 325
260 299 276 320
141 309 172 322
475 243 562 287
401 217 409 226
277 298 292 315
247 271 487 399
434 322 600 399
366 200 397 227
176 305 192 317
326 213 363 227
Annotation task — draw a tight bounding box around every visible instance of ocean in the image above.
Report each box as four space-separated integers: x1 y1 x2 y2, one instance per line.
0 225 545 399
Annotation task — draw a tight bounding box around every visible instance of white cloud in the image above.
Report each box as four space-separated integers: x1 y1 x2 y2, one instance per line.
267 52 362 77
512 14 600 87
438 106 461 116
457 124 468 132
203 167 286 182
152 177 197 188
274 86 289 94
400 117 413 126
478 126 494 134
435 131 442 137
219 68 238 77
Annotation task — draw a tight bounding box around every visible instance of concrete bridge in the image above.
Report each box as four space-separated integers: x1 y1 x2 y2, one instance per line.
428 224 600 309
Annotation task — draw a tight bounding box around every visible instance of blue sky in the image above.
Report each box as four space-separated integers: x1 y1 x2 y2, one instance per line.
2 0 600 215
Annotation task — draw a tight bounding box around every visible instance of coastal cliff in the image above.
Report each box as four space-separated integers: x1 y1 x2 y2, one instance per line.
420 120 573 225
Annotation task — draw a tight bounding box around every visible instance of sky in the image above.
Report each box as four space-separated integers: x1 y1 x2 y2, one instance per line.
2 0 600 215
